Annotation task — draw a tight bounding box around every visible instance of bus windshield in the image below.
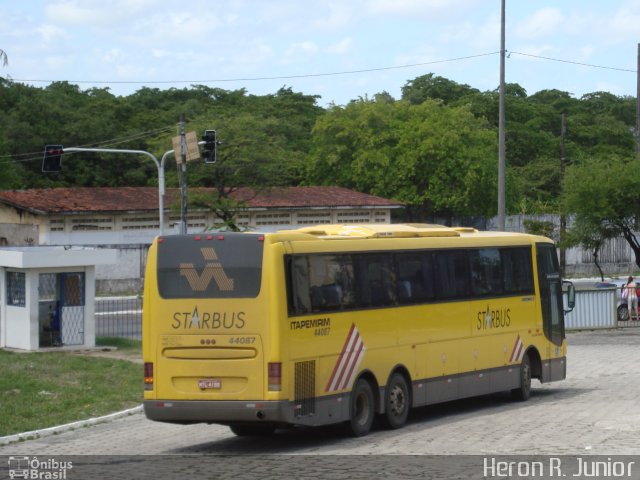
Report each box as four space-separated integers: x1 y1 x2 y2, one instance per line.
156 233 264 299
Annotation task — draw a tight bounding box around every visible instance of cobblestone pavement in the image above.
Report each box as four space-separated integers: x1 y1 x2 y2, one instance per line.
1 329 639 478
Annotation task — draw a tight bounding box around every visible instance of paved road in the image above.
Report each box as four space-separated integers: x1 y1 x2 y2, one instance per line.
1 329 639 479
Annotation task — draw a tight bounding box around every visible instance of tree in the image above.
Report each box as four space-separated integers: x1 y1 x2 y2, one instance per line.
176 106 321 229
401 73 479 105
307 97 497 218
563 154 640 270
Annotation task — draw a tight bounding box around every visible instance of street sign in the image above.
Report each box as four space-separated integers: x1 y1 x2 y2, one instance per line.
172 131 200 163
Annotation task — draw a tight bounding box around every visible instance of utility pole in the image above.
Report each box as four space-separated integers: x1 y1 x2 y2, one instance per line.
636 43 639 155
498 0 506 230
560 113 567 276
179 115 188 235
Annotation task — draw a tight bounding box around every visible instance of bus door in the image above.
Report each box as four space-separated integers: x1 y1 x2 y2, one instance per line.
536 243 566 380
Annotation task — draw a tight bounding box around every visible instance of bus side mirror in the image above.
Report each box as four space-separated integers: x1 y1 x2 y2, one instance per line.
563 281 575 313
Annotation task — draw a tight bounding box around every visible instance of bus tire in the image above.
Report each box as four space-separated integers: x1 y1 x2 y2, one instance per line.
346 378 375 437
382 372 410 429
229 424 276 436
511 353 532 401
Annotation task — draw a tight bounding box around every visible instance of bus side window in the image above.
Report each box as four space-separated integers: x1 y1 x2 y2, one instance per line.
355 254 396 307
470 248 502 297
502 247 533 294
308 254 355 312
434 250 469 300
396 252 434 304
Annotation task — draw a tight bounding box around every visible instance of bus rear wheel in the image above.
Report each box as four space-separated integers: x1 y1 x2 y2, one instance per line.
511 353 532 401
229 424 276 436
346 378 375 437
382 372 410 429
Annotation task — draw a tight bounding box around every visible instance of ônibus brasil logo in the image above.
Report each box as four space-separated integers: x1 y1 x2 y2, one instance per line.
7 456 73 479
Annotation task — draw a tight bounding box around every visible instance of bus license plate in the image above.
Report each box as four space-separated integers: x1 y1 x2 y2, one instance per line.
198 378 221 390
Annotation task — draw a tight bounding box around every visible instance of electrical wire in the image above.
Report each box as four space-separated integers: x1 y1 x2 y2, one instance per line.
1 49 636 164
10 50 637 87
509 51 636 73
12 52 501 85
0 125 176 165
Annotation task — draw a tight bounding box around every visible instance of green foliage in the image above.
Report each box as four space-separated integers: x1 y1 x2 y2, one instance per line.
523 219 555 238
563 154 640 268
401 73 479 105
0 73 637 222
307 97 497 217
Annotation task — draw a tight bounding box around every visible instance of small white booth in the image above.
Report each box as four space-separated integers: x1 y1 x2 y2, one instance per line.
0 246 118 351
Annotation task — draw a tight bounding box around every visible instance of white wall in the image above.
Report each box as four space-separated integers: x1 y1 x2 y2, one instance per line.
3 270 38 350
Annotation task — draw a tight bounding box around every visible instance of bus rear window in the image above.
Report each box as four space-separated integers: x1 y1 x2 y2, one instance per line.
156 234 263 299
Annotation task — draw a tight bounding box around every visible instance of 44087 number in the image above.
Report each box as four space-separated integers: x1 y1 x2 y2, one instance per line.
228 336 256 345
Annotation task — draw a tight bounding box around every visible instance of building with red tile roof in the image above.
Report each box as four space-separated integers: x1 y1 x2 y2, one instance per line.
0 186 403 246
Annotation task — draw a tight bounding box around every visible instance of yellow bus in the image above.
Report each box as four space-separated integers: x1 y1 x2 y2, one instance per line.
142 224 575 436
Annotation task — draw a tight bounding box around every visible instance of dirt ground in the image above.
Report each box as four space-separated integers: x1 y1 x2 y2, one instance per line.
72 347 143 364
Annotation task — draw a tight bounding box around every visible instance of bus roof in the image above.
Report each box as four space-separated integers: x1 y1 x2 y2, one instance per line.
281 223 533 238
269 223 551 244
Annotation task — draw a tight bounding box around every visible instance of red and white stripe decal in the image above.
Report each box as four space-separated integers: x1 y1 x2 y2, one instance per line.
510 334 525 363
325 323 366 392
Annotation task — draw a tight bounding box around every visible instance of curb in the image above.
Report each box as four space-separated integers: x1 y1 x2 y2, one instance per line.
0 405 143 446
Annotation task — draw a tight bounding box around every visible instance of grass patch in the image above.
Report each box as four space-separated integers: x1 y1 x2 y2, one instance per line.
0 349 141 437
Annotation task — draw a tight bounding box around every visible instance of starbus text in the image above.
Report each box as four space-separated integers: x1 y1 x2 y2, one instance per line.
477 306 511 330
171 309 246 330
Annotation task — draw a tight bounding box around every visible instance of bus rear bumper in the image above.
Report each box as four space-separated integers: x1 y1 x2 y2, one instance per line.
143 399 293 425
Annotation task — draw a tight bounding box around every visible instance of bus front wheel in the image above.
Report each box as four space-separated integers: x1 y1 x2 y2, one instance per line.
511 353 532 401
346 378 375 437
382 372 410 429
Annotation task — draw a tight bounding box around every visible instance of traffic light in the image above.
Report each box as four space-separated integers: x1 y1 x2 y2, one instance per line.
202 130 217 164
42 145 64 172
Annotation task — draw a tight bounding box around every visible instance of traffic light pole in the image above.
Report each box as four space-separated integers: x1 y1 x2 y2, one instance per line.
61 143 209 235
62 147 169 235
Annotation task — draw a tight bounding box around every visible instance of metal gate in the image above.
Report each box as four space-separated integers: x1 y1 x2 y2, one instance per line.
60 273 85 346
38 272 85 347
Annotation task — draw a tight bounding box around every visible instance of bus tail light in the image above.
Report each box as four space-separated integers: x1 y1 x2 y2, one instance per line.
268 362 282 391
144 362 154 390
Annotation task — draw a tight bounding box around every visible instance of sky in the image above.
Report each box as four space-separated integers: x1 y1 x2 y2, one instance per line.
0 0 638 107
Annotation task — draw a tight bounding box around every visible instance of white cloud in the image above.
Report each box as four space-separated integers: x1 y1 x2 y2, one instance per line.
578 45 597 61
607 1 640 42
368 0 480 20
44 0 151 28
325 38 353 55
312 3 353 29
286 41 319 57
36 24 69 44
103 49 127 64
150 49 171 59
514 7 564 40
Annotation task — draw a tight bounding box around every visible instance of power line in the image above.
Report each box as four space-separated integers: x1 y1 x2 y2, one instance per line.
509 51 636 73
10 50 637 88
0 125 175 165
12 52 501 85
